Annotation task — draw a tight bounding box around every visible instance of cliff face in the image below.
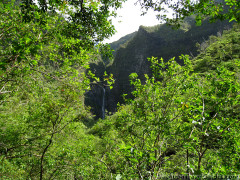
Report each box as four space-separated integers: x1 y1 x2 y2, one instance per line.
106 18 232 112
85 18 232 118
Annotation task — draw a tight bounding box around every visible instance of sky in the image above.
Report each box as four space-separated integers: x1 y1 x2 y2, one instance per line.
104 1 161 43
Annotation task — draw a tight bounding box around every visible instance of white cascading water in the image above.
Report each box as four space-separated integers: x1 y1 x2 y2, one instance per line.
101 86 105 119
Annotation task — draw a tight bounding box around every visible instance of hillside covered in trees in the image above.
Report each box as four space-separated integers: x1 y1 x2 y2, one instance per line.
0 0 239 179
90 24 240 179
86 16 234 119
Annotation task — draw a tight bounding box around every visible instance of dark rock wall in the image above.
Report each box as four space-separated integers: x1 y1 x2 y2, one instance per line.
106 19 232 112
85 18 232 118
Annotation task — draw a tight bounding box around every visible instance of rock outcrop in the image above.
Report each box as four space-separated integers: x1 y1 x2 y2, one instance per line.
85 17 232 118
106 18 232 112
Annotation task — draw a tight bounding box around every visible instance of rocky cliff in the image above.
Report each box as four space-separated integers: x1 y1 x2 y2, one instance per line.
107 18 232 112
85 17 232 119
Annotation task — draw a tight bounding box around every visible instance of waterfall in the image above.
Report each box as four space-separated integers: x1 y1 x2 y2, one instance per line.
101 86 105 119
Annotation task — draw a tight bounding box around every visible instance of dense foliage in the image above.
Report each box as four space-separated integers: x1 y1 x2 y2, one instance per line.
0 0 239 179
105 17 232 114
0 0 122 179
137 0 240 27
90 25 240 178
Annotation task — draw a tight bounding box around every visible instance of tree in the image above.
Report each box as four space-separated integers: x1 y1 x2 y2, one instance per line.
136 0 240 27
0 0 124 179
85 1 240 179
21 0 126 40
91 54 239 178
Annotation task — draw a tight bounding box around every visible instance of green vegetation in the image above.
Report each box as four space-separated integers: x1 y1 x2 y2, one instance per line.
138 0 240 27
91 25 240 178
0 0 239 179
110 32 137 58
0 0 122 178
107 17 232 113
194 24 240 73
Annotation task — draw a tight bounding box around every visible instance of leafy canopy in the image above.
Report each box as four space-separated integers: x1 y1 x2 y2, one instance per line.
0 0 124 179
136 0 240 27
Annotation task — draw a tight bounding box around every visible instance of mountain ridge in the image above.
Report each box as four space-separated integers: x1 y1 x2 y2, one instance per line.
85 17 233 119
106 18 232 112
